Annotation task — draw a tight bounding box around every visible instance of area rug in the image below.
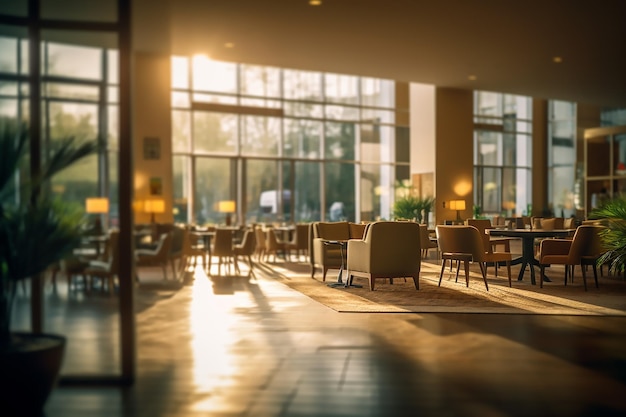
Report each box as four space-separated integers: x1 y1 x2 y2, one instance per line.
257 261 626 316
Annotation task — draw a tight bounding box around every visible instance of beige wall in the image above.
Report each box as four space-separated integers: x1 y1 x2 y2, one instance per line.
133 52 174 224
434 88 474 223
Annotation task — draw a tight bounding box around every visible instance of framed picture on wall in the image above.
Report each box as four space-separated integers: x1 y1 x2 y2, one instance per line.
150 177 162 195
143 137 160 160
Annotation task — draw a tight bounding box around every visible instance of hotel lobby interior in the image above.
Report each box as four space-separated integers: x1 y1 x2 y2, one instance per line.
2 1 626 416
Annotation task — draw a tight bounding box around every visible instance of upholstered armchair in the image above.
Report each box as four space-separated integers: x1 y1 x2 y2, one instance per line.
309 221 368 281
538 225 606 290
346 221 421 291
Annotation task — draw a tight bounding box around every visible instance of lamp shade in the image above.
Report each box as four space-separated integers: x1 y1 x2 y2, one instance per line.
218 200 236 213
449 200 466 211
85 197 109 214
144 199 165 214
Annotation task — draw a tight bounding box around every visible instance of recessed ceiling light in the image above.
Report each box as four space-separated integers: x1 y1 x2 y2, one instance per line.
224 42 235 48
553 56 563 63
468 75 477 81
309 0 322 5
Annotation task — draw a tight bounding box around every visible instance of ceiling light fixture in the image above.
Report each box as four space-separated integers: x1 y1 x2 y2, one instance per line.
309 0 322 5
468 75 477 81
553 56 563 63
224 42 235 48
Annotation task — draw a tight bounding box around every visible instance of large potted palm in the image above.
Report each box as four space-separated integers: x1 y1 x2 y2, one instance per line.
0 122 97 417
588 195 626 272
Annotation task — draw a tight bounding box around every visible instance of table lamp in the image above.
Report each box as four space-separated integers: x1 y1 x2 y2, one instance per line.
218 200 236 226
449 199 466 222
85 197 109 234
144 198 165 223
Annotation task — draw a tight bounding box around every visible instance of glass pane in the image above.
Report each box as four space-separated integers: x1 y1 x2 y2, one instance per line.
477 167 501 214
0 0 27 16
324 73 359 105
283 118 321 159
41 0 117 21
173 156 190 223
173 110 191 152
283 69 322 101
192 56 237 93
245 159 279 223
325 104 358 121
395 126 410 164
45 82 99 100
361 107 394 124
108 150 119 228
107 86 118 104
360 163 393 222
172 56 189 89
240 97 282 108
283 101 323 118
475 91 501 117
107 49 118 84
192 92 237 105
241 115 280 156
172 91 190 108
475 131 499 165
361 78 394 108
107 104 118 151
293 161 321 222
325 162 355 221
241 64 280 97
0 35 18 73
552 166 576 218
195 157 232 225
46 42 102 80
193 111 237 154
324 122 356 160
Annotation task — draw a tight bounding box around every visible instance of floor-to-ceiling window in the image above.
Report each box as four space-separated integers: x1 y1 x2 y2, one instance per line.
548 100 577 218
171 56 409 224
473 91 532 217
1 0 133 382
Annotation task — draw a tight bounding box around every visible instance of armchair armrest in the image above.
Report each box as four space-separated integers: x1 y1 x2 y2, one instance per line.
539 239 572 256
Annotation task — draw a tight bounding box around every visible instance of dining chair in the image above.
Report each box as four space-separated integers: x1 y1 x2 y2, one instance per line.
254 226 267 261
179 228 208 275
436 225 490 291
84 230 120 294
538 225 607 290
136 231 176 280
265 228 287 263
233 228 257 276
285 223 310 262
418 224 439 260
212 228 236 276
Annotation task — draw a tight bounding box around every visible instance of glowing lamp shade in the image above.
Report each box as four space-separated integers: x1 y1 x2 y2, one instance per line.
218 200 236 225
449 200 466 221
85 197 109 214
144 198 165 223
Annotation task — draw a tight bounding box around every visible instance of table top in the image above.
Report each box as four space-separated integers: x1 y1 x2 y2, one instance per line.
489 228 575 238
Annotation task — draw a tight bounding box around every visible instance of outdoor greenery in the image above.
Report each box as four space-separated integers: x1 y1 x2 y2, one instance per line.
393 195 435 224
588 195 626 272
0 122 97 345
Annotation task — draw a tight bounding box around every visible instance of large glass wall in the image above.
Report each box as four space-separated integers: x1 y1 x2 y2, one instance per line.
171 56 409 224
473 91 532 217
0 20 124 377
548 101 577 218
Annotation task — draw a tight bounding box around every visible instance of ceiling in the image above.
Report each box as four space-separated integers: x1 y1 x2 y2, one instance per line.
136 0 626 108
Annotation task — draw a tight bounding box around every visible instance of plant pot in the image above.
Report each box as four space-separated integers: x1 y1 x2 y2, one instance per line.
0 332 66 417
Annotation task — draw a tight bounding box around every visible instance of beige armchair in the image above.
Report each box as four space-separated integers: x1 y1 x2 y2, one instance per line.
309 221 367 281
346 221 421 291
538 225 606 290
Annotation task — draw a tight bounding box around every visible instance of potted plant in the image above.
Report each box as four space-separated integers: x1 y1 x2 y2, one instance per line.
588 195 626 273
0 122 97 417
393 195 435 224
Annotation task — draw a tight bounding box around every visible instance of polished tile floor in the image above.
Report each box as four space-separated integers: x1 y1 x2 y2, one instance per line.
40 255 626 417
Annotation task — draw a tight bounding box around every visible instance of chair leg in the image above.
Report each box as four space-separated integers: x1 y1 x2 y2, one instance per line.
506 261 512 287
438 260 446 286
463 260 470 287
580 264 588 291
540 265 545 288
592 264 599 288
479 262 489 291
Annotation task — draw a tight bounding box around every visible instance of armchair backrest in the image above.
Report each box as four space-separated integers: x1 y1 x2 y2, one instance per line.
366 221 421 263
569 225 607 261
436 225 485 262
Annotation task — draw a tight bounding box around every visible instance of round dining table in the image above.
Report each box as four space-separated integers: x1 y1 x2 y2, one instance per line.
488 228 575 285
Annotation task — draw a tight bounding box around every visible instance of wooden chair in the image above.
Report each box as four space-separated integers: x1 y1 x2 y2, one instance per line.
179 228 208 275
233 228 256 276
84 230 120 294
265 228 287 262
538 225 607 290
285 223 309 262
212 228 235 276
136 231 175 280
436 225 490 291
418 224 438 260
254 226 267 261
